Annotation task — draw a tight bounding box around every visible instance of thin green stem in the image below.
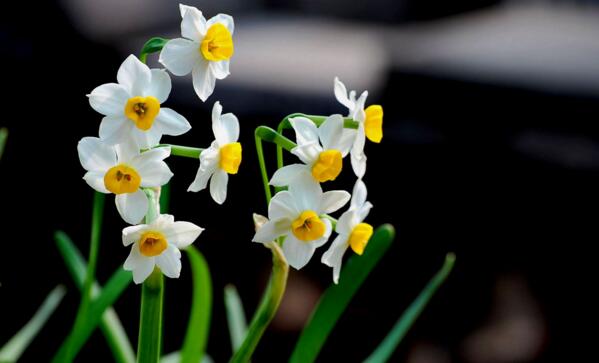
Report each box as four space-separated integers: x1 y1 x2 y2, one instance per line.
156 144 203 159
137 269 164 363
277 114 359 131
0 127 8 160
255 132 272 205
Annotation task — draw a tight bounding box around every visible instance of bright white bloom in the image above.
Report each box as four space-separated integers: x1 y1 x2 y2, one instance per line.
78 137 173 225
122 214 204 283
187 102 241 204
270 115 353 186
159 4 234 101
253 176 350 269
333 77 384 178
322 179 374 284
88 54 191 149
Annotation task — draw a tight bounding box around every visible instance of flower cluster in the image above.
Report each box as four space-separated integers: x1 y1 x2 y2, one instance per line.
254 78 383 283
77 4 241 284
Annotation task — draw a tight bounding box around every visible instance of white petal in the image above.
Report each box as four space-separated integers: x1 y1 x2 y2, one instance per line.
212 105 239 144
117 55 151 96
321 234 349 284
358 201 373 221
146 69 171 103
352 91 368 122
133 150 173 187
269 164 310 187
124 244 155 284
334 77 354 110
336 210 358 235
155 245 182 279
188 165 215 192
158 38 200 76
209 168 228 204
83 171 109 193
162 221 204 249
122 224 147 246
350 150 367 179
289 175 322 212
206 14 234 34
115 190 148 225
268 191 299 221
290 117 319 146
155 108 191 136
320 190 350 214
188 145 219 192
192 60 215 102
318 114 344 151
311 218 333 248
132 126 163 149
291 142 320 165
210 60 230 80
252 219 290 244
180 4 206 41
77 137 116 172
338 129 356 157
151 214 175 229
282 234 316 270
351 179 368 210
88 83 129 116
114 140 140 164
99 116 132 145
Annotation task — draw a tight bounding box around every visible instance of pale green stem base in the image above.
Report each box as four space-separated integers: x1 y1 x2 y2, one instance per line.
137 269 164 363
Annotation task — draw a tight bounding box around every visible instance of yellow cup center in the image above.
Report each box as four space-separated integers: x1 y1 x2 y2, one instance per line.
364 105 383 143
348 223 373 255
291 210 326 242
311 149 342 183
200 23 234 61
103 164 141 194
124 96 160 131
139 231 168 257
219 142 242 174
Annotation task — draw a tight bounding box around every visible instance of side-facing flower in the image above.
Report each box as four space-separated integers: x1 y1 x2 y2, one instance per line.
159 4 234 101
253 175 350 269
88 54 191 149
322 179 374 283
78 137 173 224
270 115 353 186
188 101 241 204
333 77 384 178
122 214 204 283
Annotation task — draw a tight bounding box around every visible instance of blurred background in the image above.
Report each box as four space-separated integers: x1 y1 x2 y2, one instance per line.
2 0 599 361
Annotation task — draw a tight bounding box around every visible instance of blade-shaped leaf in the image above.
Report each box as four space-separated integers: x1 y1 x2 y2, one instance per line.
161 351 213 363
139 37 168 63
0 127 7 160
0 285 66 363
180 246 212 363
289 224 395 363
224 285 248 352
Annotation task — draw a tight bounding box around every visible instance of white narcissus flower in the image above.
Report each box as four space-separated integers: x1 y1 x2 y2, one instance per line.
322 179 374 284
122 214 204 284
88 54 191 149
270 115 354 187
253 175 350 269
333 77 384 178
78 137 173 225
159 4 234 101
188 102 241 204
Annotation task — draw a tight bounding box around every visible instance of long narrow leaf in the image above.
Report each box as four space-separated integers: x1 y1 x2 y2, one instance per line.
54 231 135 363
0 285 66 363
289 224 395 363
364 253 456 363
0 127 7 160
180 246 213 363
161 351 213 363
224 285 248 352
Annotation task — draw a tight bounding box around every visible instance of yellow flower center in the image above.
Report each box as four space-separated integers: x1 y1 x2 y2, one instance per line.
139 231 168 257
200 23 234 61
219 142 242 174
103 164 141 194
364 105 383 143
311 150 342 183
124 96 160 131
348 223 373 255
291 210 326 242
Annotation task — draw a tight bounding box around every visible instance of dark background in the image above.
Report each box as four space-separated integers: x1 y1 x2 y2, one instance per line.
2 0 599 362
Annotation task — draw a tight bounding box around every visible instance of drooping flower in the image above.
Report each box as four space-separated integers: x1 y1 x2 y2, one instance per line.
188 101 241 204
270 115 354 187
122 214 204 283
88 54 191 149
78 137 173 224
253 175 350 269
159 4 234 101
333 77 384 178
322 179 374 284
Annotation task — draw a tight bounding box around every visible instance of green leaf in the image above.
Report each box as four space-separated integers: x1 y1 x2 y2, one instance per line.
180 246 213 363
140 37 168 63
0 127 7 160
289 224 395 363
0 285 66 363
364 253 456 363
54 231 135 363
224 285 248 352
161 351 213 363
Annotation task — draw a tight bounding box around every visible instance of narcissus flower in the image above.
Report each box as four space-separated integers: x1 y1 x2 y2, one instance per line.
122 214 204 283
88 55 191 149
188 102 241 204
334 77 384 178
253 176 350 269
322 179 374 284
78 137 173 224
159 4 234 101
270 115 353 186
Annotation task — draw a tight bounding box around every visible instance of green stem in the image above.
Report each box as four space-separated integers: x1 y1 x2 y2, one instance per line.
157 144 203 159
137 269 164 363
0 127 8 160
229 243 289 363
277 114 359 131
